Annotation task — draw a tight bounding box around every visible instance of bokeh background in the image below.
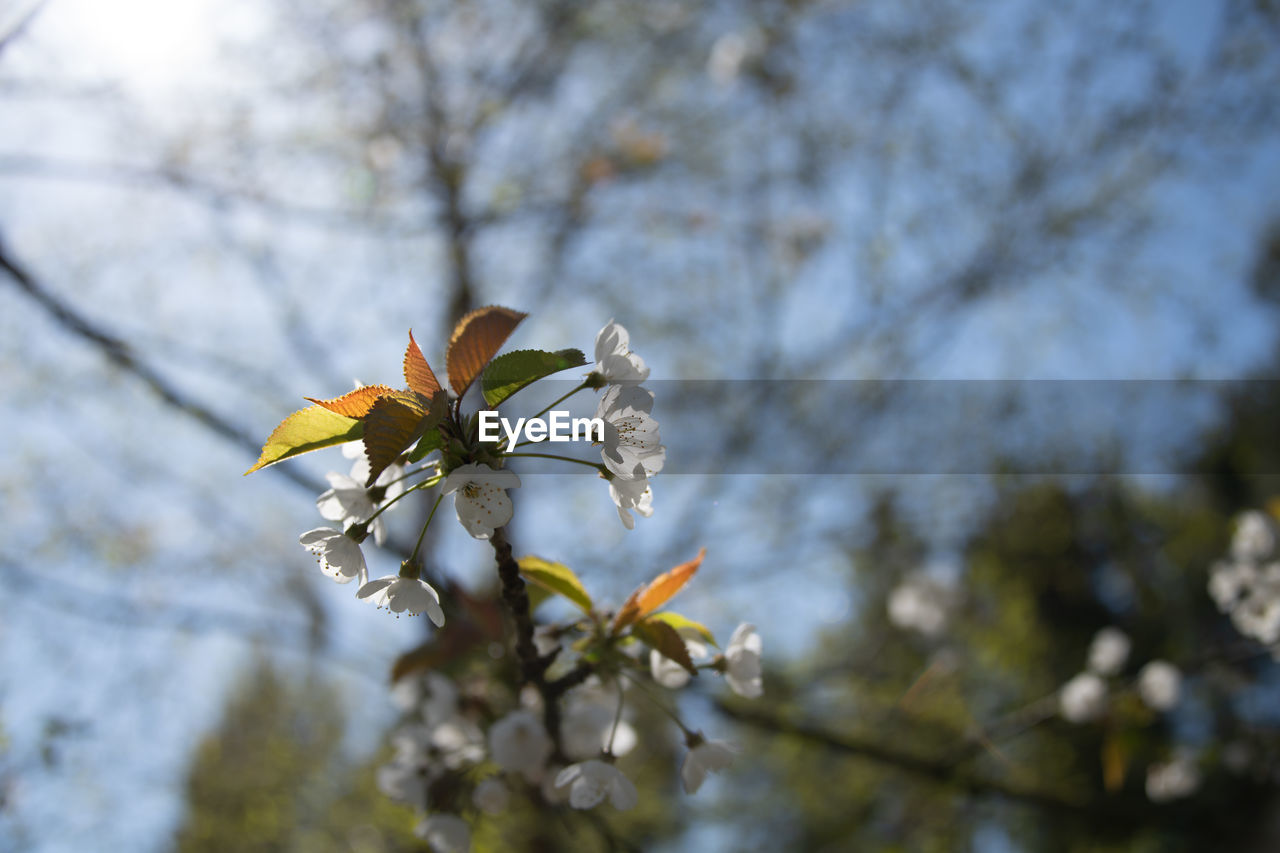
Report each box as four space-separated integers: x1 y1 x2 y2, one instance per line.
3 0 1280 850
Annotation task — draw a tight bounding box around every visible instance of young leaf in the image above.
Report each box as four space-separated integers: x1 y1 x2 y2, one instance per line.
518 556 593 613
361 391 430 486
407 426 444 463
633 619 697 676
643 611 718 648
245 406 362 474
446 305 527 396
404 330 442 398
613 548 706 633
481 348 587 408
305 384 397 418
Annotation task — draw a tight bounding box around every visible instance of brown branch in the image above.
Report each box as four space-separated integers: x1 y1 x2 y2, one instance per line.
714 699 1099 816
0 237 324 495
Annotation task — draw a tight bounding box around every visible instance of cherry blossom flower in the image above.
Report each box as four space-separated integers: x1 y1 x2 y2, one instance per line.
680 739 737 794
472 778 510 816
414 814 470 853
299 527 367 585
489 710 553 779
724 623 763 698
316 443 407 546
593 320 650 386
391 671 459 722
596 385 664 481
887 574 954 637
1137 660 1182 711
608 467 654 530
441 463 520 539
358 573 445 625
1232 510 1276 562
555 760 638 810
1059 672 1107 723
1087 627 1130 677
1146 756 1201 802
562 681 637 760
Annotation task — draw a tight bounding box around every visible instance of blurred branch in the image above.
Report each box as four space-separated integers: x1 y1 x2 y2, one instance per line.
714 698 1098 815
0 237 324 494
0 155 428 234
0 0 47 57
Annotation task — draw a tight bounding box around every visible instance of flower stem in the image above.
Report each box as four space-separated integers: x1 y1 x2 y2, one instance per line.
529 382 588 423
502 451 606 473
409 492 445 564
363 475 441 525
620 668 692 735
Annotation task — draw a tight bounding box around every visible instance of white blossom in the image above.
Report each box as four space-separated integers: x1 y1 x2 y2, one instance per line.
1232 510 1276 562
597 385 665 481
430 717 486 769
1146 756 1201 802
562 682 636 760
391 672 459 722
887 575 953 637
377 759 429 806
441 463 520 539
358 575 445 625
1137 660 1182 711
1087 627 1131 677
299 527 367 585
555 760 638 811
593 320 650 386
414 814 471 853
489 710 553 779
680 739 736 794
650 630 708 689
608 467 655 530
1059 672 1108 723
472 778 510 816
724 623 763 699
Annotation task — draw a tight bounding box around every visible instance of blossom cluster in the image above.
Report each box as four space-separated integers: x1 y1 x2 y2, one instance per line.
1209 509 1280 649
291 319 665 624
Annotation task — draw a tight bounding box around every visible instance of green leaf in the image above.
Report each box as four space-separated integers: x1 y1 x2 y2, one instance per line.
245 406 362 474
407 427 444 463
633 619 697 676
644 612 718 648
481 348 587 408
518 556 593 613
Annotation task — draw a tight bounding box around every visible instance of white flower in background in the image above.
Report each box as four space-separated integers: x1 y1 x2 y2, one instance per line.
299 527 367 585
562 682 637 760
1059 672 1108 723
724 623 763 699
887 575 953 637
680 739 737 794
316 440 406 546
358 574 445 625
650 629 709 689
1087 627 1131 676
597 385 665 480
1209 559 1258 611
430 717 486 769
441 463 520 539
593 320 650 386
489 710 553 778
391 671 459 722
608 467 655 530
472 778 510 816
1145 756 1201 802
1232 510 1276 562
377 758 430 806
555 760 638 811
414 814 471 853
1137 660 1183 711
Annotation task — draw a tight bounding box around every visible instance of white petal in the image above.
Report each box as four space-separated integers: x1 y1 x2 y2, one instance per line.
357 577 396 599
607 770 638 810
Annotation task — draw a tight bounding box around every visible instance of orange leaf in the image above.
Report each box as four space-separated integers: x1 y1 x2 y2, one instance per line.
361 391 429 486
305 384 397 418
613 548 706 633
404 330 442 398
445 306 526 396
